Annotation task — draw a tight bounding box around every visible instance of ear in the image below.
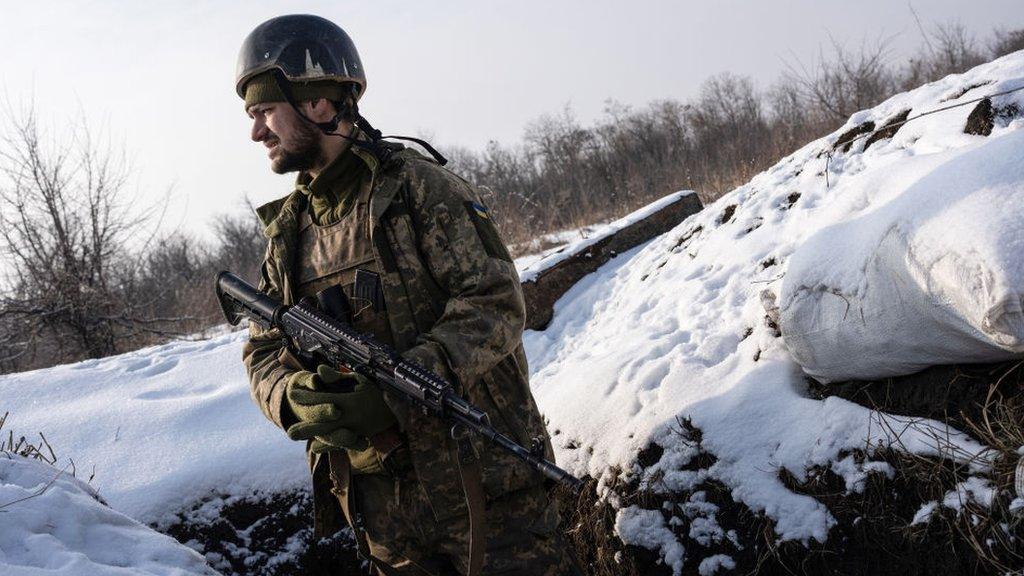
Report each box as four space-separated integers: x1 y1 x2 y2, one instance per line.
305 99 338 123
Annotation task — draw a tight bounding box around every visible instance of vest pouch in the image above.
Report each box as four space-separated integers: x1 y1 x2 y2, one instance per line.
353 269 386 313
315 284 354 324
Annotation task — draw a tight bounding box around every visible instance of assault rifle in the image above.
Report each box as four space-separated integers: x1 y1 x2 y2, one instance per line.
215 270 582 491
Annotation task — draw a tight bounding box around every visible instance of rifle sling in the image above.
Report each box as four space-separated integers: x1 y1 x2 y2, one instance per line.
455 434 486 576
328 450 402 576
328 442 486 576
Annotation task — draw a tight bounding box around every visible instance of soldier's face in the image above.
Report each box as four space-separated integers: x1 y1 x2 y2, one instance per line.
247 102 321 174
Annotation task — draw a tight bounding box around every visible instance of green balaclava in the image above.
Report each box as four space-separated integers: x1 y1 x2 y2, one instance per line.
243 71 351 109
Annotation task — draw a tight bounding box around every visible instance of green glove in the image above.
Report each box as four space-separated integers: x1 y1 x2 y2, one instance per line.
285 365 352 439
285 365 398 451
285 367 340 423
314 376 398 451
308 437 343 454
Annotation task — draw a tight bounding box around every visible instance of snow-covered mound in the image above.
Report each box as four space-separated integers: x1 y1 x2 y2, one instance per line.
517 191 694 283
525 51 1023 558
0 333 306 526
0 456 218 576
778 87 1024 383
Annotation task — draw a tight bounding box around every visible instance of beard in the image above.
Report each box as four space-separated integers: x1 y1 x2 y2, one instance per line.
269 121 323 174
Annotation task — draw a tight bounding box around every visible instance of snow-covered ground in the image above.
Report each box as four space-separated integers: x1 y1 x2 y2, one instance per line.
0 190 698 533
0 456 218 576
1 51 1023 575
0 333 303 529
524 52 1024 569
511 227 601 272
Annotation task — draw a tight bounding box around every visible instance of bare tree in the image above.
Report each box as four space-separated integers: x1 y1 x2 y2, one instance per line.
784 37 897 124
990 28 1024 59
0 103 163 368
210 199 265 283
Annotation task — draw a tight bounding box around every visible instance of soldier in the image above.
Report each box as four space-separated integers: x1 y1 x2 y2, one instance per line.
235 14 580 576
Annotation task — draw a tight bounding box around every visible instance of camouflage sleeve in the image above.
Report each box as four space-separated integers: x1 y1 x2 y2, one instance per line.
401 163 525 391
241 246 300 431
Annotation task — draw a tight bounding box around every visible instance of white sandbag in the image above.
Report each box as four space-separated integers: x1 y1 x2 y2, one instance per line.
777 128 1024 383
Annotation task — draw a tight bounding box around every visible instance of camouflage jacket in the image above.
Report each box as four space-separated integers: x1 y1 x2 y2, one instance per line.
243 143 552 536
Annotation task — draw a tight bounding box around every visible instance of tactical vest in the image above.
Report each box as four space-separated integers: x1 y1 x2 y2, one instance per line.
295 182 394 474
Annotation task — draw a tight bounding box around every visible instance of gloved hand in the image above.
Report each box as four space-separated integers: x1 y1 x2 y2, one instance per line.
285 365 398 452
284 365 346 428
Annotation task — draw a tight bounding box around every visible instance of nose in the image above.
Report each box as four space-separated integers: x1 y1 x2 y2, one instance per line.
251 114 268 143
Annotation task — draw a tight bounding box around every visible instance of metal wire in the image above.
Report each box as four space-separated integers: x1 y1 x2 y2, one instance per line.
824 83 1024 188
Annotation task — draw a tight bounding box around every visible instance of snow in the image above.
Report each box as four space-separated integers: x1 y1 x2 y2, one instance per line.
778 119 1024 381
0 456 218 576
525 51 1024 561
1017 451 1024 498
511 226 602 272
911 476 997 526
942 476 996 511
698 554 736 576
517 191 695 283
911 501 939 525
0 332 307 525
614 506 686 573
830 455 894 494
680 492 723 547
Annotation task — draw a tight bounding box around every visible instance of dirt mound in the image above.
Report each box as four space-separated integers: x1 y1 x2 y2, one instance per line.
810 360 1023 437
161 491 362 576
522 193 702 330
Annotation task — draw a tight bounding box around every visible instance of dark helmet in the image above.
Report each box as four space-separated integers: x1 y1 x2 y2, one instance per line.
235 14 366 100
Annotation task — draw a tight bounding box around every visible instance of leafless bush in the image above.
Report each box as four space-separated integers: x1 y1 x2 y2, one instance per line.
990 28 1024 59
901 21 988 90
0 102 180 370
0 103 265 373
134 208 265 334
784 36 898 125
209 199 266 282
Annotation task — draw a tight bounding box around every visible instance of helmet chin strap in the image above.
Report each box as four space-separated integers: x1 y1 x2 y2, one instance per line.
271 70 448 166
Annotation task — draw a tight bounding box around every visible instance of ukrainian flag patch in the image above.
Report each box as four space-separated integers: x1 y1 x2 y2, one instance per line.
464 201 511 262
468 201 490 220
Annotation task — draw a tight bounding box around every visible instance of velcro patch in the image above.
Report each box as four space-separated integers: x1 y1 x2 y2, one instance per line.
468 201 490 220
464 201 511 262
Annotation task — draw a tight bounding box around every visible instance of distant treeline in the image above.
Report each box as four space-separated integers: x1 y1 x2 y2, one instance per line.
0 24 1020 373
447 25 1024 249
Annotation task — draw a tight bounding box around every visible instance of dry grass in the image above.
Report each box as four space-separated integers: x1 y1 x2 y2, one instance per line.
958 360 1024 573
804 359 1024 575
0 411 56 464
549 361 1024 575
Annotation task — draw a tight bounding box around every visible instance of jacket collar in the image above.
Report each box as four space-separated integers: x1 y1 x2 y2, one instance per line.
255 130 382 239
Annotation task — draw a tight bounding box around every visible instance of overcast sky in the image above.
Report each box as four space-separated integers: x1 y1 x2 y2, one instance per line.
2 0 1021 238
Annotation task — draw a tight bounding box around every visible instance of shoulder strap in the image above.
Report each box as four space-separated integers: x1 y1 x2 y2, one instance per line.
356 115 448 166
453 429 486 576
327 450 403 576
